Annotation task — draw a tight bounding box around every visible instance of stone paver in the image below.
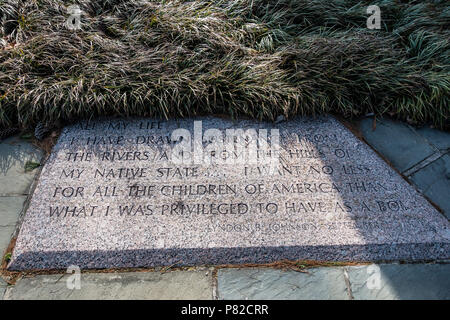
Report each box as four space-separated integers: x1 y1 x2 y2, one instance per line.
0 278 6 300
359 118 436 173
217 268 349 300
1 224 16 257
4 270 213 300
0 196 26 227
0 196 26 256
347 263 450 300
410 154 450 219
416 127 450 152
0 136 43 196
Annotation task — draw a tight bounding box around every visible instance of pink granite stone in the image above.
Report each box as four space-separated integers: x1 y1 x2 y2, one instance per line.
8 117 450 270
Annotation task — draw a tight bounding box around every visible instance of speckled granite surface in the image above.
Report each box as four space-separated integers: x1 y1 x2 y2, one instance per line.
8 117 450 270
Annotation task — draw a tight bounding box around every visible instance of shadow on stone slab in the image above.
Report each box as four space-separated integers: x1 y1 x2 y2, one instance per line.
8 243 450 271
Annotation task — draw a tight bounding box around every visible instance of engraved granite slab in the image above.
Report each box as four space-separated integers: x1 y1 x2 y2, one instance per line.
8 117 450 270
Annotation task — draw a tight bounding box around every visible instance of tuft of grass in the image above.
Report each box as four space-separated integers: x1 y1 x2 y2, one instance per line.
0 0 449 130
24 160 40 172
3 252 11 263
19 132 33 140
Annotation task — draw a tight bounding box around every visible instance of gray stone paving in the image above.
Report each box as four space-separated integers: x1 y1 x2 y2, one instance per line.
360 117 450 219
3 270 214 300
347 263 450 300
0 196 26 255
359 118 437 173
217 267 349 300
3 263 448 300
410 154 450 219
416 127 450 153
216 263 450 300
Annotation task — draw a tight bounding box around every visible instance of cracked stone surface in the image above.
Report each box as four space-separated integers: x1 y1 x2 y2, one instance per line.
0 136 43 196
217 268 349 300
347 263 450 300
3 270 213 300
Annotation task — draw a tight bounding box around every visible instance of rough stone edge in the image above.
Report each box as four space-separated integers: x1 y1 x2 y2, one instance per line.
7 242 450 271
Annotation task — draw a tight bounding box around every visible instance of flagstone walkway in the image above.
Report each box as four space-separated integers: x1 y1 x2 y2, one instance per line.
0 117 448 300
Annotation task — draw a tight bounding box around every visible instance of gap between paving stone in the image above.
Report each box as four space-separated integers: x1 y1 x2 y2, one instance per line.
357 117 448 185
359 117 439 174
215 262 450 300
341 118 418 185
415 127 450 153
342 268 353 299
355 118 448 219
1 260 369 285
5 263 448 300
402 152 446 177
409 153 450 219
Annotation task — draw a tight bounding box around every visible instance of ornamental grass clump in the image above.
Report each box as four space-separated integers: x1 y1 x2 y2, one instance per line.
0 0 449 130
